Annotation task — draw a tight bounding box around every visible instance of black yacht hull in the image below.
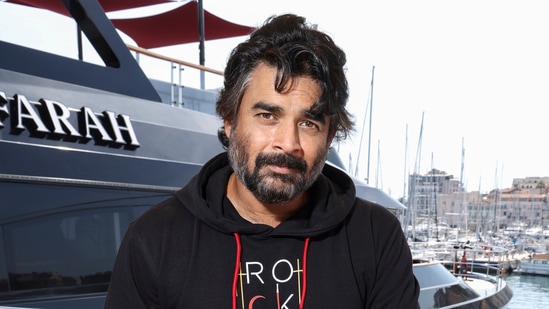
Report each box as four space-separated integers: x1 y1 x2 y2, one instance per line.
0 1 223 307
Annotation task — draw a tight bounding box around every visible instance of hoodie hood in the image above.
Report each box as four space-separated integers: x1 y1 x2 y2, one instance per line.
175 152 357 237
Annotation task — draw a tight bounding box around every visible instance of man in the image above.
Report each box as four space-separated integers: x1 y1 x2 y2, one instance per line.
105 14 419 308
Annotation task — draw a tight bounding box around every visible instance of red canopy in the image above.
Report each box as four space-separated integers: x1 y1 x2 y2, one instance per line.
6 0 255 48
110 1 255 48
5 0 170 15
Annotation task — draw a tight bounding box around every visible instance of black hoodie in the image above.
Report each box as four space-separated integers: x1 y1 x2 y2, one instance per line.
105 152 419 308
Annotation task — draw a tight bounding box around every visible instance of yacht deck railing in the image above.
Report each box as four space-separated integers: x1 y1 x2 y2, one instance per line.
127 44 223 107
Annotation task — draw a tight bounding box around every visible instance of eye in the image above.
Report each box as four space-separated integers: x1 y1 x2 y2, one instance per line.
300 120 320 130
257 113 276 121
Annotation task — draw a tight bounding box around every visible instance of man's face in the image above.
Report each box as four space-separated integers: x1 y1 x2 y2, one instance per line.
225 63 332 204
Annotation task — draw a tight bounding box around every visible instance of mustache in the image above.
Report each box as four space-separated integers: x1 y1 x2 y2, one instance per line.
255 153 307 173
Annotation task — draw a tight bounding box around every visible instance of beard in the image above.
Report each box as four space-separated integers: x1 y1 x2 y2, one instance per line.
227 129 328 204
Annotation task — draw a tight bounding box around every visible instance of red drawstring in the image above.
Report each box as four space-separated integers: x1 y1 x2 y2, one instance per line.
231 234 310 309
232 233 242 309
300 237 310 309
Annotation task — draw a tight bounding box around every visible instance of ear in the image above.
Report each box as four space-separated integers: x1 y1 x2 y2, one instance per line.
224 119 232 139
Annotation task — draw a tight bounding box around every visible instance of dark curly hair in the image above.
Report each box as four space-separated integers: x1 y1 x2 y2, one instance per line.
216 14 354 147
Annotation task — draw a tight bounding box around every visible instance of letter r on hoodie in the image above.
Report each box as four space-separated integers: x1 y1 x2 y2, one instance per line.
245 261 265 284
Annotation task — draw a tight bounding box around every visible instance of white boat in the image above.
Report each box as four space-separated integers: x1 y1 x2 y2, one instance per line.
411 245 514 308
414 261 513 308
518 253 549 276
411 242 513 308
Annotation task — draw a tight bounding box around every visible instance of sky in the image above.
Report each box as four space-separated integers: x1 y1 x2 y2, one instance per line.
2 0 549 199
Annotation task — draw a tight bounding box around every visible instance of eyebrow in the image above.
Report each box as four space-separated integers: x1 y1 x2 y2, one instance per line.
304 110 327 124
252 102 282 114
251 101 326 125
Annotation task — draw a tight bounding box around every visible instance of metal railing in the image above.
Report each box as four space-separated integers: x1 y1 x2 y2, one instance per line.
127 44 224 107
410 241 518 277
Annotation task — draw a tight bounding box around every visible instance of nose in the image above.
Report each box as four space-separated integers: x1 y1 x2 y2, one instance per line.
272 122 302 155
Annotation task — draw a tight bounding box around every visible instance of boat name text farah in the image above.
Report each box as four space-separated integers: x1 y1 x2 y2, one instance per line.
0 91 140 147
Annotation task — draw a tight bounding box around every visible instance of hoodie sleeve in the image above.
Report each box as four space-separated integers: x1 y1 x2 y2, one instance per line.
104 223 158 309
349 200 420 308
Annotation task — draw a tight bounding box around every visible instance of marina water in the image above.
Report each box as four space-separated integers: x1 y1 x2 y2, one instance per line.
505 274 549 308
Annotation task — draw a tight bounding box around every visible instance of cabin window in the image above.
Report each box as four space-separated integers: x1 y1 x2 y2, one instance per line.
5 209 124 291
0 181 169 300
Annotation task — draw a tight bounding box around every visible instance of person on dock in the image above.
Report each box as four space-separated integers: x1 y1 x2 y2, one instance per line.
104 14 419 308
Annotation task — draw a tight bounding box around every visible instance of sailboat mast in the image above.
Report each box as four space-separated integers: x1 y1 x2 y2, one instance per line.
375 139 381 188
401 124 409 231
366 66 375 184
476 178 482 238
403 124 409 199
458 138 466 235
406 112 425 241
354 66 375 181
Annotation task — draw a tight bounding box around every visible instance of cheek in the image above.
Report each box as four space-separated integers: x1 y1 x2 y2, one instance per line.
303 140 329 166
245 127 274 149
231 128 262 164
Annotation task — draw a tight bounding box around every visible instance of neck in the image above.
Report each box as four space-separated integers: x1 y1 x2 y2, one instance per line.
226 173 307 227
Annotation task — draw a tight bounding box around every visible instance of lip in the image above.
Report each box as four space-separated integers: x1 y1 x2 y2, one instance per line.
266 164 294 174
